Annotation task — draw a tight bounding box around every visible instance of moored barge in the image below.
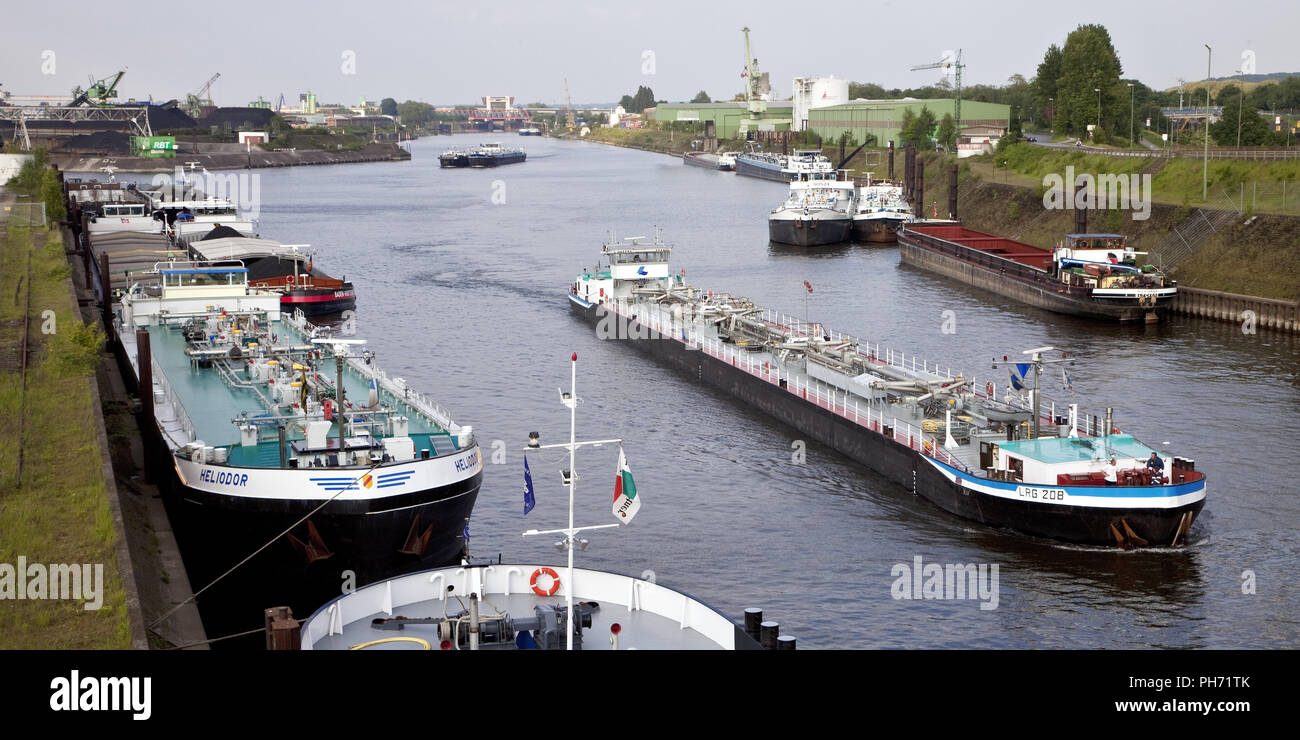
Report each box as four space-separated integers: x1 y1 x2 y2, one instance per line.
898 225 1176 322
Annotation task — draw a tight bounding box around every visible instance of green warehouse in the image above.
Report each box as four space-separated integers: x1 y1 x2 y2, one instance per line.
808 99 1010 147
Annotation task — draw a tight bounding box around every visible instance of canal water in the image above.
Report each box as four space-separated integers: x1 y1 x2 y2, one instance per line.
141 135 1300 647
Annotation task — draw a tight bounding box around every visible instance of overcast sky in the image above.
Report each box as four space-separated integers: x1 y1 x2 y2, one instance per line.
2 0 1296 107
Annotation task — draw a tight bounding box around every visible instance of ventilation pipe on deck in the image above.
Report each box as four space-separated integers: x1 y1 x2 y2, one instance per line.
278 425 288 468
888 141 895 180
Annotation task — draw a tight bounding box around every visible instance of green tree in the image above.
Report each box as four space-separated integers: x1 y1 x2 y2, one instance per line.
1211 104 1271 146
1055 24 1123 136
1034 44 1063 129
936 113 957 150
396 100 435 127
899 107 916 146
380 97 398 116
848 82 888 100
619 94 635 110
40 168 67 221
629 85 656 113
691 90 711 104
901 105 938 150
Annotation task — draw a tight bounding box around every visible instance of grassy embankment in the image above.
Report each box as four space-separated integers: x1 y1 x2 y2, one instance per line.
0 218 131 648
937 147 1300 300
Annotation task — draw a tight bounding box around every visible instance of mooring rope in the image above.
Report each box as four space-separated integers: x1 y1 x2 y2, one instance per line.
146 460 384 630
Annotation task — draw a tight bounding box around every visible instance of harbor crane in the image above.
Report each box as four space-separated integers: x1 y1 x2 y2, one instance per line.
184 73 220 118
69 69 126 107
911 49 965 131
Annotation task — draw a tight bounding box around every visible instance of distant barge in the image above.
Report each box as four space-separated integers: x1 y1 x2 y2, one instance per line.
898 225 1176 322
682 152 734 171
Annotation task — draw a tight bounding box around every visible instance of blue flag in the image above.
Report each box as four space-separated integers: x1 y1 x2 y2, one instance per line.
1062 368 1073 391
463 520 470 542
523 456 536 516
1009 368 1025 392
1014 363 1031 380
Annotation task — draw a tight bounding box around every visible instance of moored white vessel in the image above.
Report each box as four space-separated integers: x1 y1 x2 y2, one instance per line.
852 173 914 244
768 170 856 246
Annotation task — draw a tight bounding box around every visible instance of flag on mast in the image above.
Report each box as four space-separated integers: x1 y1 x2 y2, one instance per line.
1008 368 1026 392
612 447 640 523
523 456 536 516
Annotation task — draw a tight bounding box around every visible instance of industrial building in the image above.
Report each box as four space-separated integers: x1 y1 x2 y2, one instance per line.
653 96 1009 147
807 98 1010 148
649 102 794 139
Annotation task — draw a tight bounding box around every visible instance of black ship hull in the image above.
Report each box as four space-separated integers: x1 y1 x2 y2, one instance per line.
439 154 470 168
279 284 357 317
769 215 852 246
852 218 904 244
568 296 1202 547
469 152 527 167
735 159 790 182
158 458 481 645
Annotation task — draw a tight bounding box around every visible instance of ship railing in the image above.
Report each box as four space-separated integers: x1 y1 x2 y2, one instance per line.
663 312 972 473
151 355 197 445
282 310 464 435
341 354 462 435
612 299 1103 450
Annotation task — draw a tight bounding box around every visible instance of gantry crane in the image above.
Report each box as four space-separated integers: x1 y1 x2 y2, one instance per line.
911 49 965 130
184 73 221 118
69 69 126 107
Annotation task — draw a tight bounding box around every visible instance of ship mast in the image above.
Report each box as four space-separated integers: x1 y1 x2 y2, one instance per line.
312 338 367 452
522 352 622 650
992 346 1074 439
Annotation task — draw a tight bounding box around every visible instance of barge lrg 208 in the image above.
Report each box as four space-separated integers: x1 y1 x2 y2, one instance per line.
567 233 1205 548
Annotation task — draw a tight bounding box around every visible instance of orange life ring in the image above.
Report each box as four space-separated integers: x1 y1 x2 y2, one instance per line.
286 275 295 286
985 382 994 397
530 567 560 597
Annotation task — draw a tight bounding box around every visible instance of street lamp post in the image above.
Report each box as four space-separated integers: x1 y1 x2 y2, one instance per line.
1128 83 1135 147
1235 68 1245 148
1204 44 1211 202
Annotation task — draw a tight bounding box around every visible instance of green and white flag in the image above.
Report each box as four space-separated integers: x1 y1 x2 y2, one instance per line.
612 447 640 523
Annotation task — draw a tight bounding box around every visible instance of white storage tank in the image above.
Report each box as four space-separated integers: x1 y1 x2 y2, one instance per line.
792 75 849 131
